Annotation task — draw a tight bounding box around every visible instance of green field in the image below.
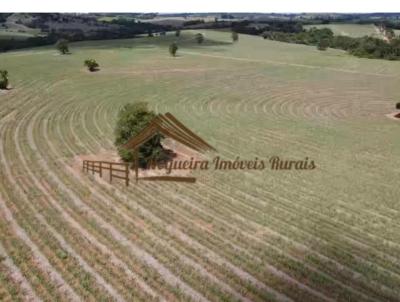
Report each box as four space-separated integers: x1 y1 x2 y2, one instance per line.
1 30 400 301
0 29 40 40
304 23 384 38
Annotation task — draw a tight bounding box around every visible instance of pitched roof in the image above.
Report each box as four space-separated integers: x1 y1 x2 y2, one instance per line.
123 112 216 153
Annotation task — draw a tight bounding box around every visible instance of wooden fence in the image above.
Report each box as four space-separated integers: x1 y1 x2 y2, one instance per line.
82 160 130 186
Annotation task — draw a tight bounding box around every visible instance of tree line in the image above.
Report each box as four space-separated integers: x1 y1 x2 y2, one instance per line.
261 27 400 60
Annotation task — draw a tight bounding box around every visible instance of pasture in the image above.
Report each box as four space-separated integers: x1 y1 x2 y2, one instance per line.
0 29 41 40
1 30 400 301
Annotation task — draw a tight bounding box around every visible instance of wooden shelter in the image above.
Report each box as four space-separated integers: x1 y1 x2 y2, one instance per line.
123 112 216 182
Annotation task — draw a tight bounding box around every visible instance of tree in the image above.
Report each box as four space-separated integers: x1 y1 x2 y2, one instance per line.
56 39 69 54
84 59 99 72
169 42 178 57
175 29 181 37
231 31 239 42
0 70 8 90
114 103 167 168
386 28 395 41
317 39 330 51
195 33 204 44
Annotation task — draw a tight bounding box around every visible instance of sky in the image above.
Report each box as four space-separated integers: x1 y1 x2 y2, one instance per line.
3 0 400 13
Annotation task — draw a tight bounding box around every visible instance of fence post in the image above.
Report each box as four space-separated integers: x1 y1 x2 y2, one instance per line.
92 161 94 175
125 163 129 186
134 148 139 184
99 162 102 178
82 161 85 172
109 163 112 183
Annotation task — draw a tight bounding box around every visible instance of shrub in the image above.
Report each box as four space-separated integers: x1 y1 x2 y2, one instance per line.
175 29 181 37
84 59 99 72
317 39 330 51
195 33 204 44
169 42 178 57
0 70 8 89
56 39 69 54
114 103 167 168
232 31 239 42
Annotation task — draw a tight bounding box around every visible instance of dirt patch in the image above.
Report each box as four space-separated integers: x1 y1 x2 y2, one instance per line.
0 87 12 95
385 112 400 120
71 139 206 182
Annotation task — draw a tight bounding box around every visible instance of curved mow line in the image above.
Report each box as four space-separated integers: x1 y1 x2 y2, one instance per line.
97 86 388 296
56 94 281 301
201 166 400 298
1 111 120 301
12 111 125 302
104 95 400 262
238 159 400 263
151 182 337 302
0 241 41 302
206 149 400 271
135 182 300 301
39 59 396 300
66 162 254 302
159 177 387 301
51 99 251 302
21 99 163 301
0 181 80 301
56 99 166 301
27 104 209 302
92 105 302 301
98 101 341 300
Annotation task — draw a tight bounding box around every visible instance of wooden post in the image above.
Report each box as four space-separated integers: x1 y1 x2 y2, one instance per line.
92 161 94 174
125 163 129 186
99 162 102 178
109 163 112 183
82 161 85 172
134 148 139 184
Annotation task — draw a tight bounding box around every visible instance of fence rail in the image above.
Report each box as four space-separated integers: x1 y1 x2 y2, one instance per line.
82 160 130 186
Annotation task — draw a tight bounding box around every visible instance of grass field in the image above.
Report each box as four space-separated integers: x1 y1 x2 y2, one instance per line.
0 29 42 40
1 30 400 301
0 21 43 40
304 23 385 38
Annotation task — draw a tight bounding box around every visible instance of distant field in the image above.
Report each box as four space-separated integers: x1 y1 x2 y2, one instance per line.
98 16 218 26
1 30 400 301
0 25 43 40
0 30 38 40
140 16 218 27
304 23 384 38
